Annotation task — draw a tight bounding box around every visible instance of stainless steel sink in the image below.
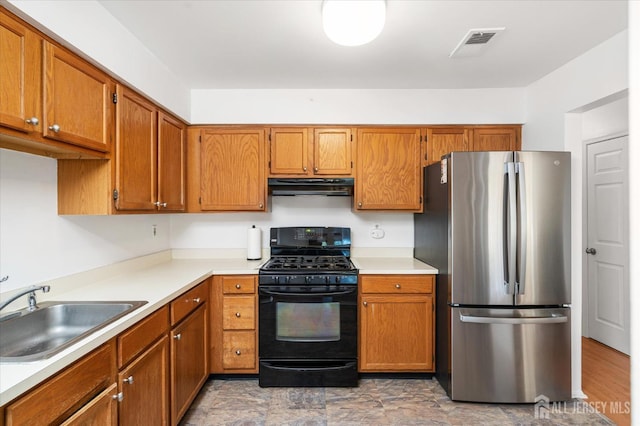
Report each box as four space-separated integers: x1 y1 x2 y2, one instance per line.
0 301 147 362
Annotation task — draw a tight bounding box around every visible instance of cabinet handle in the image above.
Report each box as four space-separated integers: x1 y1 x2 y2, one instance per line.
48 124 60 133
314 167 318 172
235 312 241 318
235 284 241 289
363 301 367 306
395 284 401 289
174 333 182 340
235 350 241 355
112 392 124 402
259 203 264 209
193 297 201 303
358 202 362 208
154 201 168 208
25 117 39 125
303 167 307 172
123 376 134 385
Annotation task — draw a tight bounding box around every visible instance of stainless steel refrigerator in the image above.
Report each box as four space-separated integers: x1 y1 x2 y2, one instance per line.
414 151 572 403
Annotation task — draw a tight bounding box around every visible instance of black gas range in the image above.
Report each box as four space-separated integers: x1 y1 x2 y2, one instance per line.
258 227 358 387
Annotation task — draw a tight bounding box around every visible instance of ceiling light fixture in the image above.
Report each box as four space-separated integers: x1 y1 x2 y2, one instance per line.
322 0 386 47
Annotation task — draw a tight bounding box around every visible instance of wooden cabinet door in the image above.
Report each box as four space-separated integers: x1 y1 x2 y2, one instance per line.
0 10 41 133
472 127 519 151
118 336 170 426
355 128 422 211
359 294 434 372
269 127 309 175
60 383 118 426
42 41 113 152
424 127 470 166
157 111 186 211
313 128 352 175
171 304 208 425
199 128 266 211
114 85 157 211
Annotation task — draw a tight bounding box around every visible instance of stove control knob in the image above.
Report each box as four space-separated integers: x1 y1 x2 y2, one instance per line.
335 276 341 284
305 276 311 284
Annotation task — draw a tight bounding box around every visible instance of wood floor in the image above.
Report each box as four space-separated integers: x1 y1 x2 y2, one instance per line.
582 337 631 425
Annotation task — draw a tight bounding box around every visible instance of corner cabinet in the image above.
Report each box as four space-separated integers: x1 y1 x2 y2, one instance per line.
355 128 423 211
268 127 354 177
359 275 435 372
187 127 266 212
210 275 258 373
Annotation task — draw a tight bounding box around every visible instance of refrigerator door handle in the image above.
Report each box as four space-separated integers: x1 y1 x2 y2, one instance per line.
503 162 517 295
515 162 527 295
459 314 568 325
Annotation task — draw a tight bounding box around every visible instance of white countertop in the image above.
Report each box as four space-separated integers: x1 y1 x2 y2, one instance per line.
0 251 436 406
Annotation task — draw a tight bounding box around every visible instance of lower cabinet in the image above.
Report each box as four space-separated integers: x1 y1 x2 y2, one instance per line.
169 280 209 425
4 341 117 426
359 275 435 372
170 304 208 425
1 280 210 425
210 275 258 373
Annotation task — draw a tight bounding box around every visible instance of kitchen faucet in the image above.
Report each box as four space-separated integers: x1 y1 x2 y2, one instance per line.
0 285 51 313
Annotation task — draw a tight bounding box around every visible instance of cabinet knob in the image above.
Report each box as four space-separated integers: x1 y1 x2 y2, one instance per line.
302 167 307 172
48 124 60 133
193 297 201 303
235 284 241 289
154 201 168 208
174 333 182 340
395 284 401 289
259 203 264 209
358 202 362 208
112 392 124 402
123 375 134 385
235 312 241 318
235 350 241 355
25 117 39 125
585 248 597 255
363 301 368 306
314 167 318 172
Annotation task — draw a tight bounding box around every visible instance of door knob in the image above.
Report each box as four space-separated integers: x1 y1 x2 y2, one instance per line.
585 248 597 255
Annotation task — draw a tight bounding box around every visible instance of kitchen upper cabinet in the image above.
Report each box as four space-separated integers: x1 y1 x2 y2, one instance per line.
268 127 353 176
471 126 521 151
423 127 470 167
114 85 157 211
157 111 186 211
355 128 423 211
188 127 266 212
211 275 258 373
359 275 435 372
42 41 114 153
0 9 41 134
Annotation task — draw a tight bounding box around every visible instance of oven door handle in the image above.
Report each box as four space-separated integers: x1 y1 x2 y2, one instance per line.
258 288 357 297
260 361 357 372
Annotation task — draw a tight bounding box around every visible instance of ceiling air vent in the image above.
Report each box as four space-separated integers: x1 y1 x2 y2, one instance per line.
450 27 505 58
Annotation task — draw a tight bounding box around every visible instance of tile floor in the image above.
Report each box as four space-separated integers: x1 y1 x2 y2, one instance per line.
180 378 613 425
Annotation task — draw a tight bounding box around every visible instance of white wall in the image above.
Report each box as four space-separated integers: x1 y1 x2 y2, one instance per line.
190 88 525 124
0 149 171 293
523 29 629 399
5 0 191 121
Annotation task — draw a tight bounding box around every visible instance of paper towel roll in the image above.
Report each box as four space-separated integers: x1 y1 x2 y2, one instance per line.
247 225 262 260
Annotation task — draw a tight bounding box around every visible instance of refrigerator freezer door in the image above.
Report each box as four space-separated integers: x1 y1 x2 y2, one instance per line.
514 151 571 305
449 151 514 305
450 307 571 403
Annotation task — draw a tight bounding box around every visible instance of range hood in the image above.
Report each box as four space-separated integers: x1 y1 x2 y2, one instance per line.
268 178 354 196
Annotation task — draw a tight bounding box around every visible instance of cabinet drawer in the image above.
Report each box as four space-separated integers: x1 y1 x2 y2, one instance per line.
117 306 169 368
5 341 116 426
171 281 208 325
360 275 434 294
221 276 256 294
222 331 256 370
222 296 255 330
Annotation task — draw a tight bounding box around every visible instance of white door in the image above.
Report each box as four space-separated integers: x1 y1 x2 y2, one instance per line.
586 135 629 354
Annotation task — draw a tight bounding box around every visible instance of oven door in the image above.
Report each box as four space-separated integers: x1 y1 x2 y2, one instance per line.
258 285 357 359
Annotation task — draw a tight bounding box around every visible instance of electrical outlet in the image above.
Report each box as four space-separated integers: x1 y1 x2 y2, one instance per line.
152 224 157 237
370 224 385 239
